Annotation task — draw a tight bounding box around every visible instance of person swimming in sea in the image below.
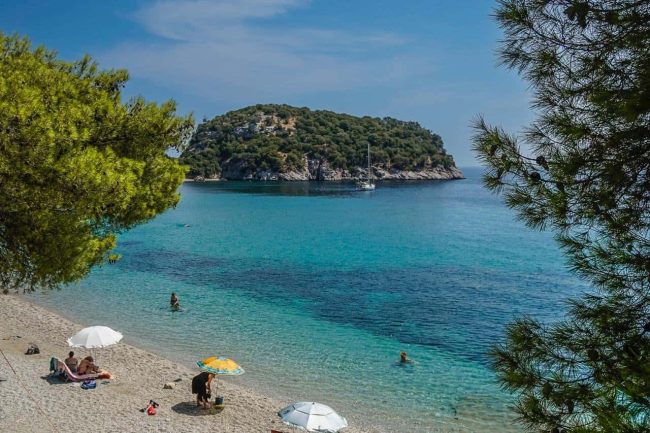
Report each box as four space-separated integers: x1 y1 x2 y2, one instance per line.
399 351 414 364
170 292 180 310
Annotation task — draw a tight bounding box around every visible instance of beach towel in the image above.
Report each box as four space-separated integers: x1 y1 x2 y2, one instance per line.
54 359 99 382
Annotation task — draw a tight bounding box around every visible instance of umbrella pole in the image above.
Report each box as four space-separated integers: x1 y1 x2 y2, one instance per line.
93 348 102 368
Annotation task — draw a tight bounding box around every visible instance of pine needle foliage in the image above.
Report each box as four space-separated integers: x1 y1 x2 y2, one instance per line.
472 1 650 432
0 34 194 291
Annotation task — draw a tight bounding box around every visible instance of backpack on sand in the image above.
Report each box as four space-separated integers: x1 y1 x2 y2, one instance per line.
81 379 96 390
140 400 159 415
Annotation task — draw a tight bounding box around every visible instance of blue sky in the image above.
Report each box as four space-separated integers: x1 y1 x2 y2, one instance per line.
1 0 533 166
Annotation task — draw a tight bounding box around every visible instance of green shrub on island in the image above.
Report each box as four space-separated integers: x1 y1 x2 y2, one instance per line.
0 33 193 291
180 104 456 178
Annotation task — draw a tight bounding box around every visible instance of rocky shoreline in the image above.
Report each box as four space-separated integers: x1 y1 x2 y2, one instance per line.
188 158 464 182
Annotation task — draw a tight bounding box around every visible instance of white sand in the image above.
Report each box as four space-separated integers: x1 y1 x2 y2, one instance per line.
0 295 378 433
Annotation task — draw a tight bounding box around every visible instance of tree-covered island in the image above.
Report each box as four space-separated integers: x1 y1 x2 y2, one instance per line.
180 104 463 181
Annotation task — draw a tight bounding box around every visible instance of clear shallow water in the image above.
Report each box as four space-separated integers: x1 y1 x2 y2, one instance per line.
30 167 586 433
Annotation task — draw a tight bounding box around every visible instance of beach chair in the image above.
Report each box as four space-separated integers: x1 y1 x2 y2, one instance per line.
51 358 99 382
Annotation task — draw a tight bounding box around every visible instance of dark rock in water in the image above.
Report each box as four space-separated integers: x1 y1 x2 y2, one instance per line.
25 344 39 355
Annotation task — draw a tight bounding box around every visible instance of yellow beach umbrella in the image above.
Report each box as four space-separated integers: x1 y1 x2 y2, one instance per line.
197 356 245 376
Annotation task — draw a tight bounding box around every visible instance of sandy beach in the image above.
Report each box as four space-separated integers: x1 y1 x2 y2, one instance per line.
0 295 377 433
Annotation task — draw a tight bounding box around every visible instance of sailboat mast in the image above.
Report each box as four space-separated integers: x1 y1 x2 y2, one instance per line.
367 142 371 180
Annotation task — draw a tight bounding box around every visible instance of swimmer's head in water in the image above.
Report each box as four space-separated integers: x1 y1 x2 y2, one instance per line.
400 351 407 361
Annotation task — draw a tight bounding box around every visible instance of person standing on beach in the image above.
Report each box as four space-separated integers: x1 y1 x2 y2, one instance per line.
191 371 214 409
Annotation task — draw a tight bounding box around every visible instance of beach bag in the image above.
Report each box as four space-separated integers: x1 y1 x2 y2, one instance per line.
25 344 39 355
140 400 159 414
81 379 96 390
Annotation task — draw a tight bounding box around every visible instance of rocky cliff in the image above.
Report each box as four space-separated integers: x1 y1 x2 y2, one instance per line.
216 156 464 181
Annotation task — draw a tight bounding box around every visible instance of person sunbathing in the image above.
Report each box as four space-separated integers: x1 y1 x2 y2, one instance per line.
77 356 113 379
77 356 99 375
65 351 78 373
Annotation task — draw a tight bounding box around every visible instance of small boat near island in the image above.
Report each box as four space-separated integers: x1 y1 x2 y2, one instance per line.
357 142 375 191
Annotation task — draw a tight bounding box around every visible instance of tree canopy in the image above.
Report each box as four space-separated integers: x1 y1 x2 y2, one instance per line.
180 104 456 178
473 1 650 432
0 33 193 291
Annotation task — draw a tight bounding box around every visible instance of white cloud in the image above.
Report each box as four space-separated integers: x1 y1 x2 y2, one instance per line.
135 0 309 40
102 0 431 104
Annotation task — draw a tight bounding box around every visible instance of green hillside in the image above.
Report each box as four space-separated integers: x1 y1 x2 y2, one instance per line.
180 104 458 179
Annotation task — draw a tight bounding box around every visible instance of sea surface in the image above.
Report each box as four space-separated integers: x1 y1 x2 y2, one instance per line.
29 167 587 433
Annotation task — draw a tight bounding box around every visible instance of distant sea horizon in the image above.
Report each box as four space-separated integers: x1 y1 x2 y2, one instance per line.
30 166 587 433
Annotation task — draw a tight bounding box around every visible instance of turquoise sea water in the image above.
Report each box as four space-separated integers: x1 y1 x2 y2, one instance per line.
29 167 586 432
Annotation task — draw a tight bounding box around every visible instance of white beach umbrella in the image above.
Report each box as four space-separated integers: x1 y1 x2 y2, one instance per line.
67 326 123 349
278 402 348 432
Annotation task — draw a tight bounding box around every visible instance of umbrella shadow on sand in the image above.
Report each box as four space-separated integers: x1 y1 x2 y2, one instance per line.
171 401 224 417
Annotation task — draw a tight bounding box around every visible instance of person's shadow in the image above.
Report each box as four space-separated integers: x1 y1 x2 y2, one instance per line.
171 401 224 416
